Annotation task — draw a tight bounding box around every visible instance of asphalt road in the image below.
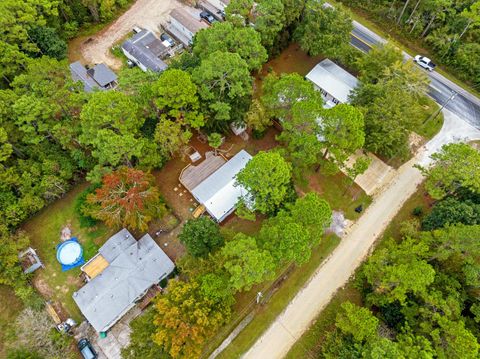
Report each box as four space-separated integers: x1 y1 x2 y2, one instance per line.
350 21 480 128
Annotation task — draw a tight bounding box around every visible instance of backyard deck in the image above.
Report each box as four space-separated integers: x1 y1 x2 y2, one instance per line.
179 151 226 191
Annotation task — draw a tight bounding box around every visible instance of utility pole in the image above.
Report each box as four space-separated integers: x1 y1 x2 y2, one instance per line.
423 90 457 124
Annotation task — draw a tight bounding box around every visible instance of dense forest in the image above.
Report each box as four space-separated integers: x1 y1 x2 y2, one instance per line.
339 0 480 87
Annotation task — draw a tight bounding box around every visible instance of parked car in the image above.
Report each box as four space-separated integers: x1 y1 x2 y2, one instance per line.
414 55 436 72
160 33 175 47
200 11 216 24
78 338 97 359
132 26 142 34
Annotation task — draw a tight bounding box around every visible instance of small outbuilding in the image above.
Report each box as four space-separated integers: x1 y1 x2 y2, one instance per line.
306 59 359 108
70 61 118 92
180 150 252 222
121 29 169 72
73 229 174 333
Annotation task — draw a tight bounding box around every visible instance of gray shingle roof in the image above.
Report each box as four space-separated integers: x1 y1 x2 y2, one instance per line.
69 61 117 92
122 29 169 72
170 8 208 34
73 230 175 332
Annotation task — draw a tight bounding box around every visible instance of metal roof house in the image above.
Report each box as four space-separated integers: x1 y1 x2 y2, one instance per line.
167 8 209 46
180 150 252 222
121 29 169 72
73 229 174 333
306 59 359 108
69 61 118 92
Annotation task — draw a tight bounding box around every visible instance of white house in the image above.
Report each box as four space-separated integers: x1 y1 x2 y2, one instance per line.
168 8 208 46
306 59 359 108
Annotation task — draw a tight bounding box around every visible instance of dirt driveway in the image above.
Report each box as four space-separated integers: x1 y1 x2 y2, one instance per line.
76 0 183 70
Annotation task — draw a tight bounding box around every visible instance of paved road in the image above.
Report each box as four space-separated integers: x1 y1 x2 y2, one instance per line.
350 21 480 128
243 110 480 359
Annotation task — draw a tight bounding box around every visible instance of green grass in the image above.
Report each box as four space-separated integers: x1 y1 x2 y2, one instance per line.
285 183 430 358
416 96 444 139
0 285 24 357
297 170 372 220
214 234 341 359
21 183 112 322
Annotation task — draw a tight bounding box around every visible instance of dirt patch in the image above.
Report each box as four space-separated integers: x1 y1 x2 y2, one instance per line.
70 0 184 69
33 277 54 298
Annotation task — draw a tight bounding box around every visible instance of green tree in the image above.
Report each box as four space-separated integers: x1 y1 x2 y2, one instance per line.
207 133 223 155
421 197 480 230
253 0 286 49
29 27 67 60
236 151 292 214
432 317 479 358
192 51 252 125
154 119 192 159
295 0 353 57
282 0 307 26
122 308 168 359
419 143 480 199
336 302 379 342
261 72 323 121
151 69 204 128
153 279 231 358
222 233 276 290
356 43 404 84
193 22 267 71
178 217 224 258
320 104 365 173
289 192 332 238
79 91 145 178
244 99 271 133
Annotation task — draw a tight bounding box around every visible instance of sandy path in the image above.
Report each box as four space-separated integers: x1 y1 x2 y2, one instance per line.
80 0 183 69
242 109 480 359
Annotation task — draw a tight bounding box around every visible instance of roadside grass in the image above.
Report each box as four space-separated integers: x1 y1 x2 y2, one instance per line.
416 96 444 139
0 285 24 357
21 183 112 321
285 182 431 358
329 0 480 99
297 169 372 220
214 233 341 359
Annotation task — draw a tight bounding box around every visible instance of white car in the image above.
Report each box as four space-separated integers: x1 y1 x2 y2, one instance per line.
414 55 436 72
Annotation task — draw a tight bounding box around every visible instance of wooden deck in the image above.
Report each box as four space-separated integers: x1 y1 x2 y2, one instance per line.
81 254 109 280
179 152 226 191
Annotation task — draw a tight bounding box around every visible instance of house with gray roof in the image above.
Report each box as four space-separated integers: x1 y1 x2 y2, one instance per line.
70 61 118 92
167 8 209 46
121 29 169 72
306 59 359 108
73 229 174 333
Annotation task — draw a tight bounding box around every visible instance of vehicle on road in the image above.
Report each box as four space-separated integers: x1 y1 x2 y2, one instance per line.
78 338 98 359
160 33 175 47
200 11 216 24
414 55 436 72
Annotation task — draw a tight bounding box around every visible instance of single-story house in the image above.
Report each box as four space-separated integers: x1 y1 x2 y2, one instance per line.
306 59 359 108
73 229 174 333
121 29 169 72
199 0 229 20
180 150 252 222
69 61 118 92
168 8 209 46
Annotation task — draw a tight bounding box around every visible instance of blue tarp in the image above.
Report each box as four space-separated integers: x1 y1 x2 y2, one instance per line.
56 237 85 272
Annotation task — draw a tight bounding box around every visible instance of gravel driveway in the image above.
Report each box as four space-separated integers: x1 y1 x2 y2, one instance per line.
79 0 184 70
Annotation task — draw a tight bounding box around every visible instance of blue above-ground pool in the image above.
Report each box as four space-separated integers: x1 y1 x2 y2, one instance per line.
56 237 84 271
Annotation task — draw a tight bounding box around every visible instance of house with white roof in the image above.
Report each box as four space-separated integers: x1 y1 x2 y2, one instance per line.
180 150 252 222
167 8 209 46
306 59 359 108
73 229 174 333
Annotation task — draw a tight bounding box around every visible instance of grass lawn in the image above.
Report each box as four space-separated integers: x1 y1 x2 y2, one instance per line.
285 182 431 357
21 183 112 322
0 285 24 357
214 233 341 359
297 170 372 220
416 96 444 140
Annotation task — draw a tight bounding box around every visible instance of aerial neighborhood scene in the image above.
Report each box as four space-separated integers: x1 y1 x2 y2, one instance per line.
2 0 480 358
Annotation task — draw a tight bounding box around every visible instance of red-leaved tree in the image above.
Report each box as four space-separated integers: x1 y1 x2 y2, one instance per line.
87 167 165 231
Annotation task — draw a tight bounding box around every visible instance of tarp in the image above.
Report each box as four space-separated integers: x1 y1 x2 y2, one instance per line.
57 237 84 271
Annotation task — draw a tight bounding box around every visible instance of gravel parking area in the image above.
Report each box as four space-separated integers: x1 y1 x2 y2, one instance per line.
77 0 184 69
